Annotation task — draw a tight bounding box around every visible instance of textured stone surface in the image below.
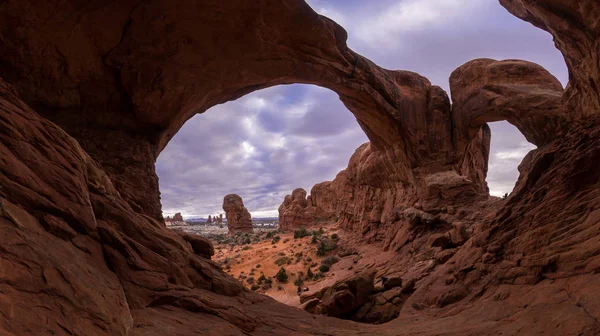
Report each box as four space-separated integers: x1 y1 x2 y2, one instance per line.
223 194 253 234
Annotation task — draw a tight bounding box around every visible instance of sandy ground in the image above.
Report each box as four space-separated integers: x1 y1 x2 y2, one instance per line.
213 224 353 306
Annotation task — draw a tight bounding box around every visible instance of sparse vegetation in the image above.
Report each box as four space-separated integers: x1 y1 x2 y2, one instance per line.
274 256 291 266
317 236 338 256
318 264 330 273
294 226 311 239
321 256 339 267
275 267 289 283
294 277 304 287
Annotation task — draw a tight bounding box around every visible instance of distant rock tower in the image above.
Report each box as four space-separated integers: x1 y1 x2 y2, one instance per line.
222 194 253 234
173 212 184 222
207 215 212 224
219 214 223 223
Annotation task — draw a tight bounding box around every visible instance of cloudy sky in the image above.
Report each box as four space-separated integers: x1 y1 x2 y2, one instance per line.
157 0 568 218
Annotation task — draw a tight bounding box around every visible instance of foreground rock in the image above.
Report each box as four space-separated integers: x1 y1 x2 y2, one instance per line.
223 194 253 234
0 0 599 335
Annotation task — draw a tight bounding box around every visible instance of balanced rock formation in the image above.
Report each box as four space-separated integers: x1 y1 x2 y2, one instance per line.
0 0 599 335
223 194 253 234
278 185 337 230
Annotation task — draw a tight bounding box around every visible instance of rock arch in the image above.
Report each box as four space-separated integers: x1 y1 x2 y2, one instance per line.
1 0 600 334
0 0 533 222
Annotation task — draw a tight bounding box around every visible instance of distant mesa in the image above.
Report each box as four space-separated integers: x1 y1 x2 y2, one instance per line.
222 194 253 234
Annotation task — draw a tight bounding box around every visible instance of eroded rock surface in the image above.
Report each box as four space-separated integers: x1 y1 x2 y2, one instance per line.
223 194 253 234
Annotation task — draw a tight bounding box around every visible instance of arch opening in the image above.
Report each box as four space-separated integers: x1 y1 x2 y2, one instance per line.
486 121 536 198
157 83 367 221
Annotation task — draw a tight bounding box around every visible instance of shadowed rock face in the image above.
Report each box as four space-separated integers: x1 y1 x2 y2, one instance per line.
223 194 253 234
0 0 599 335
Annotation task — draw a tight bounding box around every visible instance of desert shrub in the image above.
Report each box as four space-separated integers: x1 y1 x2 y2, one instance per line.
311 235 318 244
251 284 259 291
255 264 261 268
294 226 311 239
275 267 289 283
283 238 290 243
243 237 252 245
307 267 314 279
271 235 281 244
274 257 291 266
319 227 324 234
317 237 338 256
242 246 250 251
294 277 304 287
246 277 254 284
258 274 267 283
331 233 339 240
321 256 339 267
319 264 330 273
266 231 274 238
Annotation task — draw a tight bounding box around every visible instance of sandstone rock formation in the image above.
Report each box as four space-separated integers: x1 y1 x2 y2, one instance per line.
223 194 253 234
218 214 223 223
278 184 337 230
0 0 599 335
173 212 184 222
207 215 212 224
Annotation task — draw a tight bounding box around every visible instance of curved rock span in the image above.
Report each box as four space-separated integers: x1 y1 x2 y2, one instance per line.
223 194 253 234
0 0 599 335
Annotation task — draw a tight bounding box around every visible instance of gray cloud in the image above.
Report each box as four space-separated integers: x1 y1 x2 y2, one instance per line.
157 1 568 218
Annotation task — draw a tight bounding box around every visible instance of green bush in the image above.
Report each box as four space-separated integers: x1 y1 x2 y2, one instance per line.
317 238 337 256
319 264 330 273
258 274 267 283
331 233 339 240
275 267 288 283
321 256 339 267
294 277 304 287
274 257 291 266
307 267 314 279
271 235 281 244
266 231 274 238
251 284 259 291
294 226 311 239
